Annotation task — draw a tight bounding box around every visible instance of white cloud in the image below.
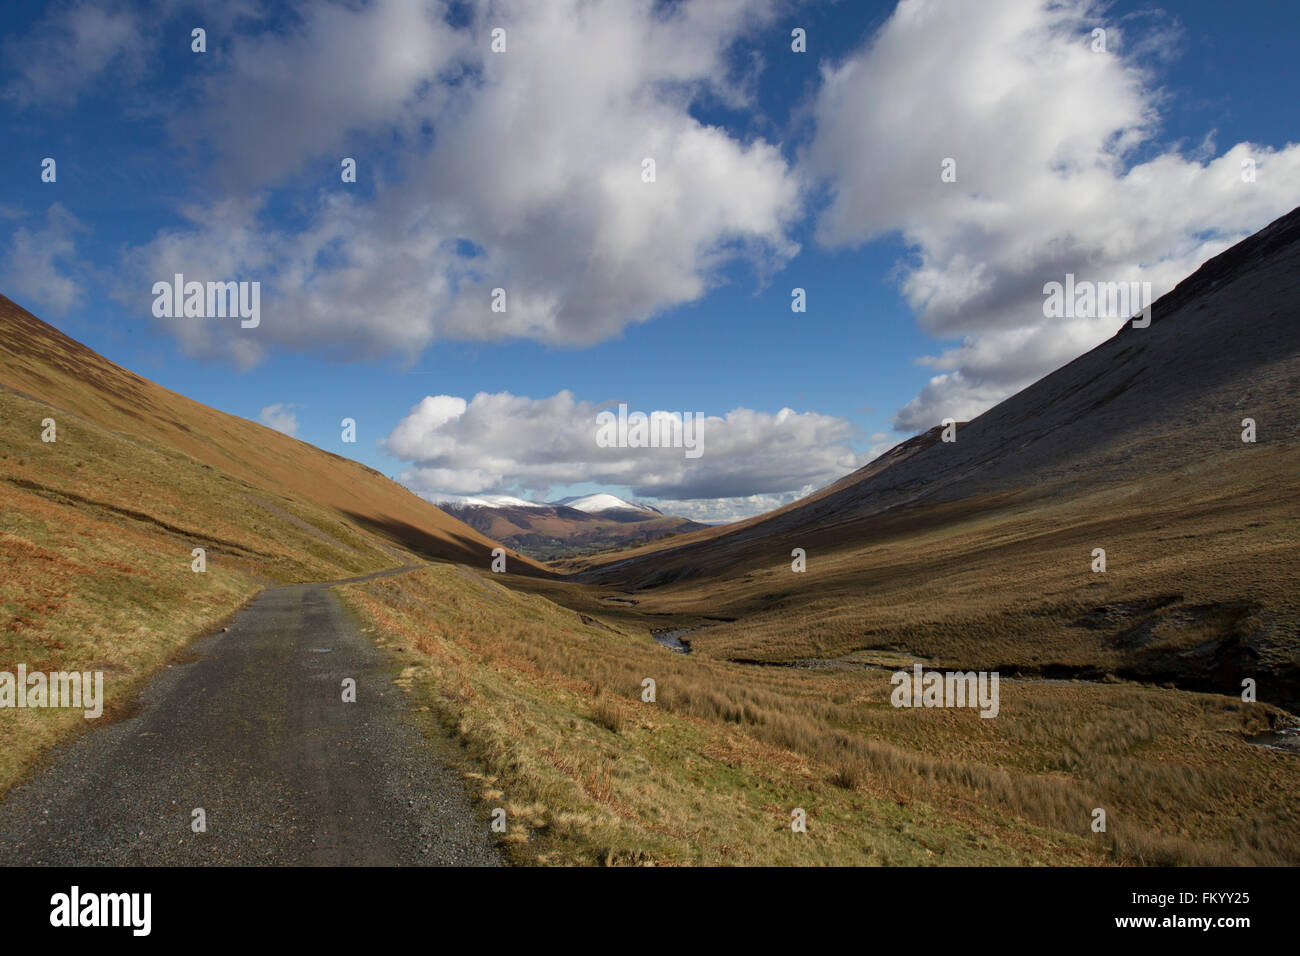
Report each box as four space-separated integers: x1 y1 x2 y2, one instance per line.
173 0 468 190
384 391 863 507
3 1 144 107
1 204 89 316
804 0 1300 431
126 0 802 364
259 402 300 436
653 488 814 525
121 197 278 369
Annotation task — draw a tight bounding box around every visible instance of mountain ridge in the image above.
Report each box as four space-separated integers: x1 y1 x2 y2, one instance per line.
567 205 1300 583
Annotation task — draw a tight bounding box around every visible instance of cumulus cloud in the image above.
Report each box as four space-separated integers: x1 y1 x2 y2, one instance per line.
1 204 90 316
259 402 300 436
384 391 863 507
804 0 1300 431
123 0 801 364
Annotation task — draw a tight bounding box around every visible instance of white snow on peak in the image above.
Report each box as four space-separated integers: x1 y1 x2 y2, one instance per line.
439 491 666 514
556 493 654 514
459 494 544 509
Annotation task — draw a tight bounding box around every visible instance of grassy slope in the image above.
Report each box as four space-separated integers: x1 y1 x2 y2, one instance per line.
339 563 1296 865
0 293 541 792
392 211 1300 863
0 294 546 574
520 444 1300 695
0 385 389 789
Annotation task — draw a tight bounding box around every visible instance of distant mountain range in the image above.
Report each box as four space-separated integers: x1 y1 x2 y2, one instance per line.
436 493 702 560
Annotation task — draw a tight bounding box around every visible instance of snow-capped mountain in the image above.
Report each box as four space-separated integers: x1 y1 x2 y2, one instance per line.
552 493 663 515
443 491 665 514
457 494 545 509
435 491 700 560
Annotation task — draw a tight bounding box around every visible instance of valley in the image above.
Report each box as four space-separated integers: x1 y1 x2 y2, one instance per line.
1 207 1298 866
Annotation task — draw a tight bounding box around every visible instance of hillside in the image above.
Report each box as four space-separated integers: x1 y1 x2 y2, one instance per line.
0 293 540 790
572 209 1300 582
523 208 1300 711
0 294 546 573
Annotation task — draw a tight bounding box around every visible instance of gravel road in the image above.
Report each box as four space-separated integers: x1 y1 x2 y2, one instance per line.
0 568 502 866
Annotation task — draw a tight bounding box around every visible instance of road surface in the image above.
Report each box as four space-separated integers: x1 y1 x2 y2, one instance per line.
0 568 502 866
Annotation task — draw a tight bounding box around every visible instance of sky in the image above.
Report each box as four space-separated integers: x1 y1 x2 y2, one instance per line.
2 0 1298 523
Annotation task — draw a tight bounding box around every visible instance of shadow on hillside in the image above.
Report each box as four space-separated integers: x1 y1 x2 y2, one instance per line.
339 509 556 579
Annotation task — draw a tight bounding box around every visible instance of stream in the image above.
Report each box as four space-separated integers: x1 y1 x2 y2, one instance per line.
1247 726 1300 754
650 627 698 654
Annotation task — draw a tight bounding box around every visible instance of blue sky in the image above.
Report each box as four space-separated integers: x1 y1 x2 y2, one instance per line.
3 0 1298 522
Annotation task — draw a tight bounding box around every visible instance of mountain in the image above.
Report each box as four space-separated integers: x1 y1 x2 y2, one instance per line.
459 494 544 508
439 494 702 561
554 492 663 515
556 207 1300 709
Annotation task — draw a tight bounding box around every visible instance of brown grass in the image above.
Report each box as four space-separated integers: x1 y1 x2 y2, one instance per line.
0 384 407 791
518 443 1300 716
339 562 1299 866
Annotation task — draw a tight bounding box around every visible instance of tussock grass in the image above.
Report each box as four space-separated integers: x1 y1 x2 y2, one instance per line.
540 446 1300 698
340 563 1298 865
